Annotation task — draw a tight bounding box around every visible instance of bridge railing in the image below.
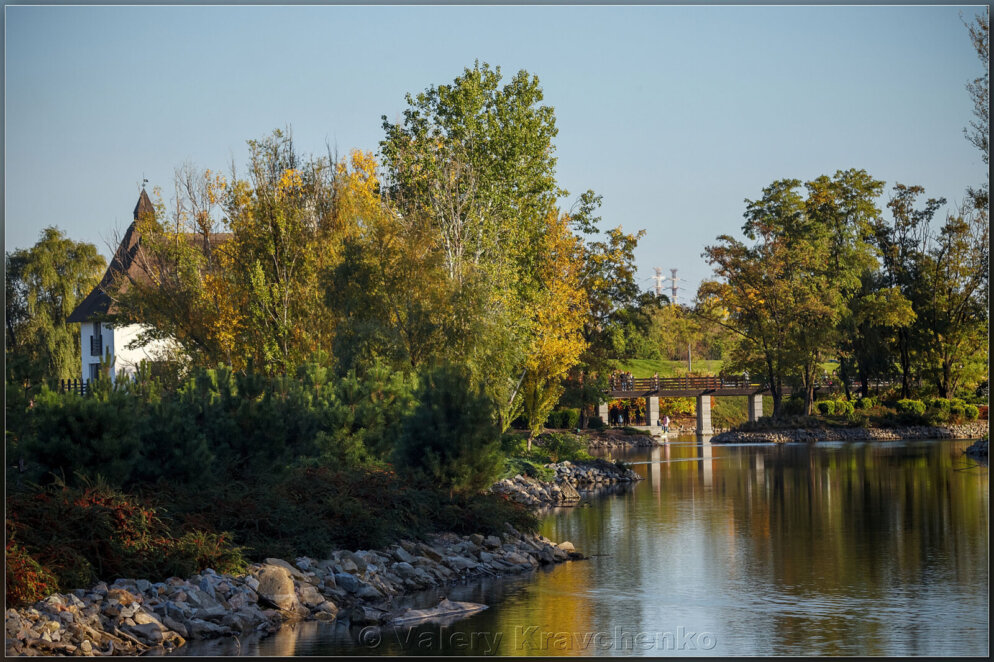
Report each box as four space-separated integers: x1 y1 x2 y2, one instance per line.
605 375 896 393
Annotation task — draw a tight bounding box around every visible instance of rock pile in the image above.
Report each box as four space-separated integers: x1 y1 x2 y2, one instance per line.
5 526 582 657
712 422 989 444
586 434 659 449
965 437 988 458
490 459 642 507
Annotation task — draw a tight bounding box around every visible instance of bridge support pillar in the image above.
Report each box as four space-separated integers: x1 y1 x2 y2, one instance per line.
696 394 713 435
648 396 659 427
748 394 764 422
597 401 609 426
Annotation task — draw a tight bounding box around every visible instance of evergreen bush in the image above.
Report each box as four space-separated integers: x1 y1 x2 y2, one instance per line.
895 399 926 415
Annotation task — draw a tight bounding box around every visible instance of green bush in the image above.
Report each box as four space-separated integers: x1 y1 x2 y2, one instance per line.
854 396 876 410
835 400 855 416
895 399 926 415
927 397 951 413
780 396 806 416
545 408 580 430
845 411 869 427
587 415 605 430
393 364 503 496
534 432 590 463
964 405 980 421
817 401 836 415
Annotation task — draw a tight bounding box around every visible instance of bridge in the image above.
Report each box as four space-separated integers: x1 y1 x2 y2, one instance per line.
600 375 792 435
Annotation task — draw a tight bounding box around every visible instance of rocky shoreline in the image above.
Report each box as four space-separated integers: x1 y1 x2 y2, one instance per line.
490 458 643 507
585 433 659 449
965 437 988 458
711 422 988 444
5 525 582 657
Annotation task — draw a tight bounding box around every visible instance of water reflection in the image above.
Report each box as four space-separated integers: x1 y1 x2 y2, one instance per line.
185 439 988 656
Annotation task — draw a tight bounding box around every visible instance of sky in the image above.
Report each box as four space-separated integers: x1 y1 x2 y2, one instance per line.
4 4 988 301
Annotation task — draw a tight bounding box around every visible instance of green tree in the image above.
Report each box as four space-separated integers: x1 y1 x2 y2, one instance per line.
700 179 839 416
804 169 885 399
915 204 988 397
4 228 105 383
393 364 503 497
873 184 946 398
964 10 989 212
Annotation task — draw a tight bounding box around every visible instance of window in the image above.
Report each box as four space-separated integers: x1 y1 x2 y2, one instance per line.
89 363 101 380
90 322 103 356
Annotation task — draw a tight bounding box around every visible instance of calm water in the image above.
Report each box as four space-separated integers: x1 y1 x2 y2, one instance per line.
178 438 989 656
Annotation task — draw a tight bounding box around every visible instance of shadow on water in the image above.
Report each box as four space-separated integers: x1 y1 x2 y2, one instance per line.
177 438 988 656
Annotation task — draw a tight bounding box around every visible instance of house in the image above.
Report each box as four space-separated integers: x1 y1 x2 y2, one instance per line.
67 190 180 383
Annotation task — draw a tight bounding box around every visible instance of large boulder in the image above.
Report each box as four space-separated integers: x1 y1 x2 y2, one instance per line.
254 565 299 612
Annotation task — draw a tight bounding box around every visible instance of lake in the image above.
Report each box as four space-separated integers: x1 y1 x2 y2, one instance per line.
178 438 989 656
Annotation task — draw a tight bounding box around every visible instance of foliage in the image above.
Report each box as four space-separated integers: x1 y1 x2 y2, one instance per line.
835 399 855 416
545 408 581 430
817 401 836 416
6 481 246 604
532 432 591 463
393 364 503 496
964 404 980 421
5 540 60 608
895 399 926 416
5 228 105 384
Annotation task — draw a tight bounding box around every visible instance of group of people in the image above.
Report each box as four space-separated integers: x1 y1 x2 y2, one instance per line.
610 370 636 391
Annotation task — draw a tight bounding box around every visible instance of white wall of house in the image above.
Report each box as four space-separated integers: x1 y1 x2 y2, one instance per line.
79 321 176 384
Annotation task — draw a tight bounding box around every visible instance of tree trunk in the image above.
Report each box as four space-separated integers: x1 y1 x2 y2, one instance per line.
838 356 852 400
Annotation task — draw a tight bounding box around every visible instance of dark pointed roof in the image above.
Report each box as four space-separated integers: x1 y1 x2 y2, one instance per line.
69 188 233 324
133 188 154 221
67 194 147 323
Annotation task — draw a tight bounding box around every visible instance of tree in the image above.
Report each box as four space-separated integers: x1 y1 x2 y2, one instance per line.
699 179 840 416
521 210 589 442
804 169 885 399
5 228 105 383
964 10 989 212
380 61 561 287
379 63 567 427
915 203 988 397
392 364 503 497
873 184 946 398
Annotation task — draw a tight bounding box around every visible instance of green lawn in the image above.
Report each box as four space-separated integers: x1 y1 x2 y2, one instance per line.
608 359 724 378
609 358 841 379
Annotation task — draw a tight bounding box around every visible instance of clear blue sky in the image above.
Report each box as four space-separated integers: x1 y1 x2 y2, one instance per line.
5 4 988 299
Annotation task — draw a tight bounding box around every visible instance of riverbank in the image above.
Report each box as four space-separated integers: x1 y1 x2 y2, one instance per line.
5 525 581 657
965 437 988 458
490 458 643 507
711 422 988 444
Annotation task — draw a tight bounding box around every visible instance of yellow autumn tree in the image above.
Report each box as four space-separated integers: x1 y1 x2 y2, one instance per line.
522 210 589 443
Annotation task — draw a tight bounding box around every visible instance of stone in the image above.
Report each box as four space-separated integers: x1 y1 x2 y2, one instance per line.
557 541 575 552
161 616 188 638
298 585 324 608
334 572 360 593
483 535 502 549
355 584 383 600
106 589 139 606
340 558 359 574
131 610 161 627
243 576 260 592
135 579 152 594
184 588 220 610
79 640 92 653
479 551 494 563
125 622 164 644
419 545 444 562
391 562 416 578
469 533 485 546
314 601 339 620
263 557 318 585
443 555 478 571
187 618 226 639
254 565 298 612
392 546 416 564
